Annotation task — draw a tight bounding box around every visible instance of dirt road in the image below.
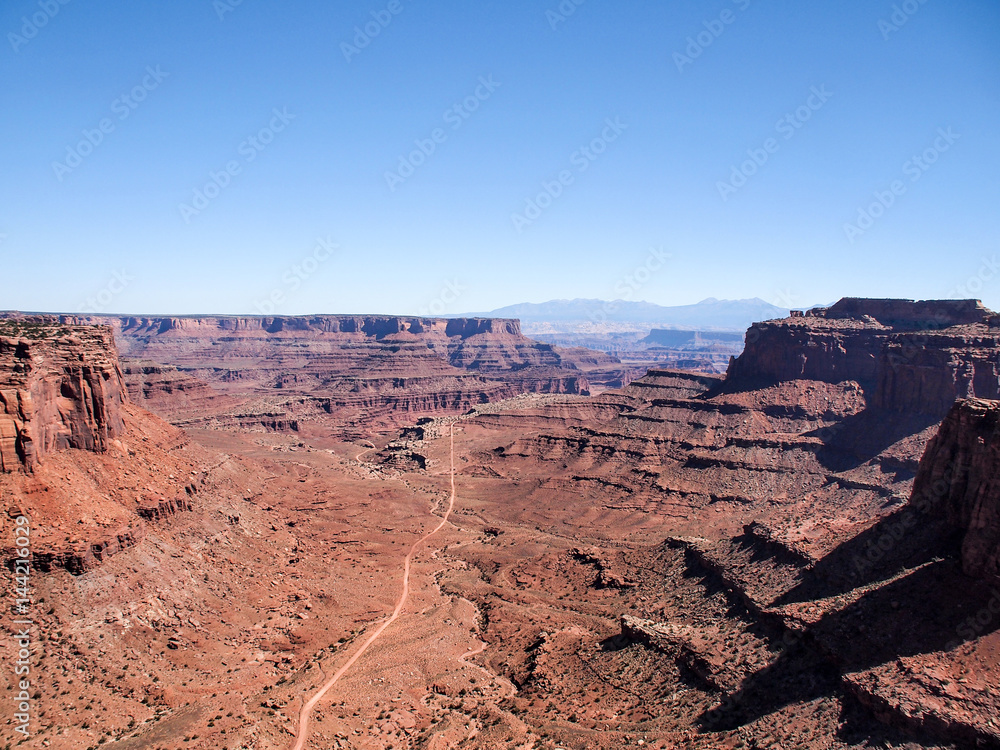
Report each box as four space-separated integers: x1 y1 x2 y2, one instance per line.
290 423 457 750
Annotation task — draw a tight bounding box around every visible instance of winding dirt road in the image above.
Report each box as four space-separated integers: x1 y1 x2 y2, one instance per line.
290 423 457 750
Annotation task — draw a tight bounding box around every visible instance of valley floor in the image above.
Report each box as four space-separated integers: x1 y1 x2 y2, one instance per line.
7 392 995 749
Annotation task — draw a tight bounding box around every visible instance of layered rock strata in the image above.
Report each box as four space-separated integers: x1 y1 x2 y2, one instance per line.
76 314 602 433
727 298 1000 418
0 318 127 472
910 397 1000 578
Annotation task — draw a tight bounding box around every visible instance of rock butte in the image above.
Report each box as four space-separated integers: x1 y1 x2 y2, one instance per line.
0 298 997 750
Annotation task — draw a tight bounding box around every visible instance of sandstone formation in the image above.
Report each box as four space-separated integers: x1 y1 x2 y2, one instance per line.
0 318 126 472
68 314 611 434
0 319 205 577
728 298 1000 417
910 397 1000 578
821 297 991 327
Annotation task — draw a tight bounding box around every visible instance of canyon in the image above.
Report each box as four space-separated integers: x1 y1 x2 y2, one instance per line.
78 314 630 434
1 299 998 750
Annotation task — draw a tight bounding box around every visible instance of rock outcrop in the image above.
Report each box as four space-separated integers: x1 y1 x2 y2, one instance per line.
620 615 740 693
0 318 127 472
99 315 585 380
821 297 991 328
910 398 1000 578
874 332 1000 416
65 314 599 434
727 298 1000 417
31 521 145 575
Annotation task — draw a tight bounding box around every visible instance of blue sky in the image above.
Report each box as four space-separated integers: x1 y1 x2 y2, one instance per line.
1 0 997 315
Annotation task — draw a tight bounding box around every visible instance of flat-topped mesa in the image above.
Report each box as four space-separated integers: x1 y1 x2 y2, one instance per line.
726 315 886 391
910 398 1000 578
817 297 992 330
0 318 127 472
725 297 1000 416
97 315 523 339
641 329 746 353
79 314 571 380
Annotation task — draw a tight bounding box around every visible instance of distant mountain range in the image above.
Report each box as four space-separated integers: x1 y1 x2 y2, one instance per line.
454 298 793 334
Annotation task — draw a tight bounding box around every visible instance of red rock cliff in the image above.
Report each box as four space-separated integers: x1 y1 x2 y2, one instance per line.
726 298 1000 417
84 314 585 393
0 319 127 472
95 315 523 340
910 397 1000 578
47 314 591 433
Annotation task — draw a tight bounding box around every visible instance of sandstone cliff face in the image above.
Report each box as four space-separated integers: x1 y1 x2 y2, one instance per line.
0 319 127 472
123 362 233 415
85 315 575 380
821 297 991 329
873 332 1000 415
910 398 1000 578
68 314 592 433
727 298 1000 418
106 314 524 339
728 317 886 391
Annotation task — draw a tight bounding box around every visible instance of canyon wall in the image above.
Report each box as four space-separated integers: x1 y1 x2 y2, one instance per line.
727 298 1000 417
910 397 1000 578
727 316 886 391
820 297 991 328
84 314 583 381
873 331 1000 415
106 314 523 339
64 314 604 433
0 319 127 472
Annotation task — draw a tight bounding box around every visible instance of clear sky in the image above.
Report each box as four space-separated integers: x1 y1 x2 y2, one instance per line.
1 0 998 315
